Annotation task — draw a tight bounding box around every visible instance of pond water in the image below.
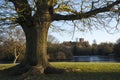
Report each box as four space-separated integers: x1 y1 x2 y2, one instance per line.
73 56 120 62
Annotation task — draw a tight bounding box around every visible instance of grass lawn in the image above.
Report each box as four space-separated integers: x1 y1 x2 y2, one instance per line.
0 62 120 80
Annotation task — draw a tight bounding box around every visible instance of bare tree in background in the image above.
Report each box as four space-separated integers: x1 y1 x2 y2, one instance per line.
47 35 59 44
0 27 25 64
0 0 120 75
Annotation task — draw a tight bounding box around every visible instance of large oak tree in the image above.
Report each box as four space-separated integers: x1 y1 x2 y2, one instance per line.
0 0 120 74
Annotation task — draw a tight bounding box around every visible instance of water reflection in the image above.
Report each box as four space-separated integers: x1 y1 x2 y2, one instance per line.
73 56 120 62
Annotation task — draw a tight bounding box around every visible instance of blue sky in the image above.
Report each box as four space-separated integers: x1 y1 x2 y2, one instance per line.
49 21 120 44
50 29 120 44
2 0 119 44
47 0 120 44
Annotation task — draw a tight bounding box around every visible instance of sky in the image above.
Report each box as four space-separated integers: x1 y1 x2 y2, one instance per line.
1 0 120 45
51 30 120 44
47 0 120 45
49 22 120 45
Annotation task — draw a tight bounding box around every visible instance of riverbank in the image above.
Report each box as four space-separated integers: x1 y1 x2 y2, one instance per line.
0 62 120 80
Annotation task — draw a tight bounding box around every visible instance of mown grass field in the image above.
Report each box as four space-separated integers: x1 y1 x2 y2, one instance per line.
0 62 120 80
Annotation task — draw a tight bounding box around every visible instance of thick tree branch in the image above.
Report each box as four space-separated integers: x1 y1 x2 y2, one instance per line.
52 0 120 21
8 0 32 21
8 0 34 29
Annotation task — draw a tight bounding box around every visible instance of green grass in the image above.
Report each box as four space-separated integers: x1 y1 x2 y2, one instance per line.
51 62 120 72
0 64 16 70
0 62 120 80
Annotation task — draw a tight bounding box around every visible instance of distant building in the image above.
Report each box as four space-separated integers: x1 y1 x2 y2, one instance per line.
63 38 85 48
79 38 84 43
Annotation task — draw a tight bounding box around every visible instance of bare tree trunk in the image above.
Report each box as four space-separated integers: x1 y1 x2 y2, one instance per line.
13 44 19 64
13 46 17 64
13 56 19 64
13 52 20 64
20 19 50 73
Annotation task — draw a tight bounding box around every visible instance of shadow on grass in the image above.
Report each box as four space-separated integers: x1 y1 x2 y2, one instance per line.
63 72 120 80
0 65 21 80
0 69 120 80
0 64 32 80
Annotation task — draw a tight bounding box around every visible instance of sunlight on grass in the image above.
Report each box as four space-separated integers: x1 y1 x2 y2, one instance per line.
51 62 120 72
0 64 16 70
0 62 120 80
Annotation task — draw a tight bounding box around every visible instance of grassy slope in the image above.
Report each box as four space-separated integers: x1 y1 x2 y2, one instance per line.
0 62 120 80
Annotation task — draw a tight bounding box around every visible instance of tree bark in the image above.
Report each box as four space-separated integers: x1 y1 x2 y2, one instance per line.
20 19 50 72
7 0 64 75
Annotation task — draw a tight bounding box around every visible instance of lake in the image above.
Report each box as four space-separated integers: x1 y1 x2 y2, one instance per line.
73 56 120 62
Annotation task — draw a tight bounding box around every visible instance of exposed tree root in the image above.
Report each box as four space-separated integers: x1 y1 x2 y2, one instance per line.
44 66 65 74
0 64 65 78
0 64 31 76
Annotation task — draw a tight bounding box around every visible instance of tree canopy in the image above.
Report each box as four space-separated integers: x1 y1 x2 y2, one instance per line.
0 0 120 30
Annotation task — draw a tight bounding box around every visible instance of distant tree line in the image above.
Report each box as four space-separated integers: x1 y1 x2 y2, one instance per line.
47 35 73 61
72 40 120 57
0 27 120 63
0 27 73 62
47 43 73 61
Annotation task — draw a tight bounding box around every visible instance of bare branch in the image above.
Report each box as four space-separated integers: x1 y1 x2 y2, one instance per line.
52 0 120 21
8 0 32 21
